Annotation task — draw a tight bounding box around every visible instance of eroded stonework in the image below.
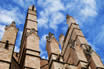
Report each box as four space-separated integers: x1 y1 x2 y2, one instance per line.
0 5 104 69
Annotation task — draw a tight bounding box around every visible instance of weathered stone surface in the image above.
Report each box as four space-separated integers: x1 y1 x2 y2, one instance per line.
25 55 40 69
40 59 48 69
0 22 18 69
90 52 104 69
46 33 60 57
0 6 103 69
26 20 37 31
26 33 40 52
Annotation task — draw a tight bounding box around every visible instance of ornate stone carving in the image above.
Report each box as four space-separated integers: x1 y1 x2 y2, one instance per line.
83 45 93 56
5 21 18 32
26 28 37 37
46 32 54 41
69 39 75 49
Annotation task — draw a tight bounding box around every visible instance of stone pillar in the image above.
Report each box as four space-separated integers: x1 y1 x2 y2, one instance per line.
59 34 64 48
46 32 64 69
23 5 40 69
0 21 18 69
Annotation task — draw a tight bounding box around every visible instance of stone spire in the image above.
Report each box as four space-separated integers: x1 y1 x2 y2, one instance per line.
66 14 76 26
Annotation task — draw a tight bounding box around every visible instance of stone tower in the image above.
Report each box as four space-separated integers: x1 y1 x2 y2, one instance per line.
0 21 18 69
18 5 40 69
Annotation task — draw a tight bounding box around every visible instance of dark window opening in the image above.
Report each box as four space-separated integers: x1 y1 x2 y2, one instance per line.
32 6 34 11
5 40 9 49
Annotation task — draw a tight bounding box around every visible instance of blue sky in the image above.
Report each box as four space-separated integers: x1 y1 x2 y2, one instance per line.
0 0 104 63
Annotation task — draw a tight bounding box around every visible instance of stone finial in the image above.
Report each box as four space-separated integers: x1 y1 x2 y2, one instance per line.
10 21 16 27
66 14 76 26
12 21 15 24
29 5 36 11
46 32 54 41
5 21 17 30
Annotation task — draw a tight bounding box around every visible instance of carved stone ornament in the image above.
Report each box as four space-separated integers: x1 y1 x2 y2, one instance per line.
46 32 54 41
84 45 93 56
69 39 75 49
5 21 17 32
26 28 36 37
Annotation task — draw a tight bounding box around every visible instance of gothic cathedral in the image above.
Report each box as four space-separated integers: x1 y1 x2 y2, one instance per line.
0 5 104 69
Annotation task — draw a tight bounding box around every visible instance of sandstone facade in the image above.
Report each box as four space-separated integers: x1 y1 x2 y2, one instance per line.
0 5 104 69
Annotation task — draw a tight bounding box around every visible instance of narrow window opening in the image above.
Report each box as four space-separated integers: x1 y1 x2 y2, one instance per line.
5 40 9 49
32 6 34 11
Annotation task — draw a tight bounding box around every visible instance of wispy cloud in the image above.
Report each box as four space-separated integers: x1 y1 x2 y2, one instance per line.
65 0 97 26
40 34 48 59
37 0 97 31
0 25 5 40
80 0 97 17
94 25 104 45
37 0 65 31
40 34 48 51
13 0 35 9
0 7 24 25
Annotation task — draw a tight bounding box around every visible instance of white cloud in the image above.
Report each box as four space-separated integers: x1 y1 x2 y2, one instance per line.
0 7 24 24
94 25 104 44
14 45 20 52
82 0 96 9
38 16 49 29
39 34 48 58
41 56 46 59
38 0 97 31
13 0 35 9
40 34 48 47
80 7 97 17
49 12 65 30
38 0 65 12
37 0 65 31
80 0 97 17
0 25 5 40
66 0 97 22
0 14 13 24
